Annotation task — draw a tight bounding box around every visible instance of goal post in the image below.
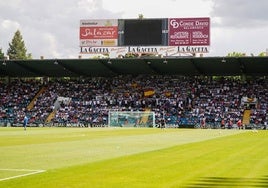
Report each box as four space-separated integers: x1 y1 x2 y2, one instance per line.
108 111 155 127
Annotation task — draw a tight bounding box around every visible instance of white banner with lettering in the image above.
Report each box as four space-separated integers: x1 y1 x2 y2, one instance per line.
80 46 209 58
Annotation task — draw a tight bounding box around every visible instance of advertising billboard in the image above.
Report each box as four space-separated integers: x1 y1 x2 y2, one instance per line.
80 19 118 47
79 18 210 57
168 17 210 46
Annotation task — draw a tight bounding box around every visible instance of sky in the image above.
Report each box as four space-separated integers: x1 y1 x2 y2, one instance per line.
0 0 268 59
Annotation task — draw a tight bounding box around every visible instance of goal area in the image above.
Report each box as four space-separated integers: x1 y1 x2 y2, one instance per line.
108 111 155 127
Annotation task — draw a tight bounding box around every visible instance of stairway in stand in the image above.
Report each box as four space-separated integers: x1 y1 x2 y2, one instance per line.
27 86 47 111
242 109 251 126
45 110 56 123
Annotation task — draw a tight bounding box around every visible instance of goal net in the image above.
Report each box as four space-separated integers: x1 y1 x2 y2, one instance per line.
108 111 155 127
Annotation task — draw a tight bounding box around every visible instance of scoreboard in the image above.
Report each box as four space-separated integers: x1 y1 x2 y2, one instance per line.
120 19 166 46
80 18 210 57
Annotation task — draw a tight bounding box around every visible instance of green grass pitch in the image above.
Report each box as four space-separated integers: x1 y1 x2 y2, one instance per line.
0 127 268 187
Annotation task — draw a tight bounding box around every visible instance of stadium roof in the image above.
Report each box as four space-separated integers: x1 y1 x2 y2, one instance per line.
1 56 268 77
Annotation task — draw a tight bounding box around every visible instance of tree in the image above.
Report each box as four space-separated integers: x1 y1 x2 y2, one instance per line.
227 52 246 57
0 48 4 59
7 30 32 60
258 52 267 56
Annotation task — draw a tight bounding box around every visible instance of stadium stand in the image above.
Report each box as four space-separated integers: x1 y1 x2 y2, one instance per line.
0 74 268 129
1 57 268 128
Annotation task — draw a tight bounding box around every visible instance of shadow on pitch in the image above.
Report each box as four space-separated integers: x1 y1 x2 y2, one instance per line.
183 176 268 187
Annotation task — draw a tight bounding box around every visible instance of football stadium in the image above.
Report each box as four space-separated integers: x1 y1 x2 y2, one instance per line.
1 18 268 187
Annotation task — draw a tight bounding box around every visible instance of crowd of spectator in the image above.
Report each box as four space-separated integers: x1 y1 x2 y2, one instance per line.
0 75 267 129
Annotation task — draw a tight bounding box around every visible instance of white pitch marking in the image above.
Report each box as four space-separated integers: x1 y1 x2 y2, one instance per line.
0 168 46 181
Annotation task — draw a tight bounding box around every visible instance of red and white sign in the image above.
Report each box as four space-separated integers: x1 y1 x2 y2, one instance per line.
168 17 210 46
80 19 118 47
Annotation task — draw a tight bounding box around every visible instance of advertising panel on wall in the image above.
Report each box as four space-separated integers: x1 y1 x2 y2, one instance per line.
80 46 209 58
168 17 210 46
80 19 118 47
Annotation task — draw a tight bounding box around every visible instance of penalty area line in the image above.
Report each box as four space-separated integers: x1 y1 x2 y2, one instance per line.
0 168 46 182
